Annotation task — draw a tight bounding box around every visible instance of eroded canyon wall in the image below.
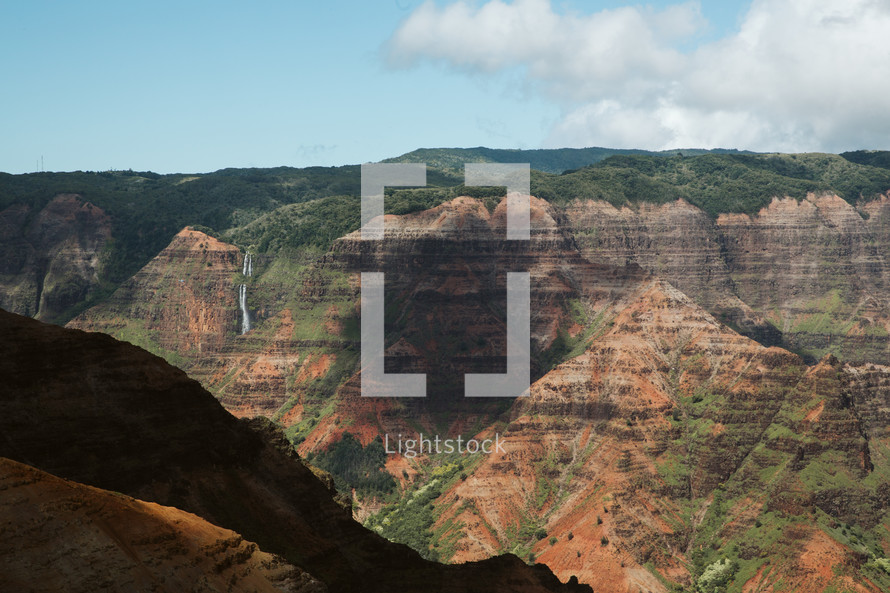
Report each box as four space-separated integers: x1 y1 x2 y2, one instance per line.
566 193 890 363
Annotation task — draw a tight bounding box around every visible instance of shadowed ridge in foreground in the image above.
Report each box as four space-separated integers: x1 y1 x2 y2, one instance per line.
0 308 590 593
0 456 325 593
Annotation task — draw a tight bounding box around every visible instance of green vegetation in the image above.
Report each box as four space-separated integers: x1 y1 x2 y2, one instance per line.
696 558 739 593
502 510 548 561
363 456 499 563
788 290 857 336
306 433 396 498
112 318 187 368
225 195 361 253
0 166 360 321
365 463 463 561
538 302 610 373
222 184 509 255
366 478 442 560
384 146 755 175
637 355 890 593
841 150 890 170
532 152 890 216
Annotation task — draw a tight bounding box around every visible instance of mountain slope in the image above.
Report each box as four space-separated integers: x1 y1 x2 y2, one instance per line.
0 457 323 593
566 193 890 363
11 154 890 591
0 308 586 593
412 279 890 592
68 226 242 365
0 194 111 322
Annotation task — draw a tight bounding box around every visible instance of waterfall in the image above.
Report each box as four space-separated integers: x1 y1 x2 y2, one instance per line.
239 284 251 334
239 252 252 334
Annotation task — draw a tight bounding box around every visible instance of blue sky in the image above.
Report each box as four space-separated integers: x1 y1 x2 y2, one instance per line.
2 0 887 174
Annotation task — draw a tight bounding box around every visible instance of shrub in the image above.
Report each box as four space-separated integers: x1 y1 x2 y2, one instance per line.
697 558 739 593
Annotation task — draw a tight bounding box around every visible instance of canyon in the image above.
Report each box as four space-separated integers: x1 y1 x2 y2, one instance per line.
66 191 890 592
5 151 890 591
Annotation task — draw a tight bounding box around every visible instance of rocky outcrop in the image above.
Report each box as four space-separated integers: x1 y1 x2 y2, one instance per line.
329 195 647 377
565 198 782 346
0 457 324 593
845 361 890 441
288 196 654 453
68 192 890 428
565 193 890 363
69 227 241 360
717 194 890 363
0 308 588 593
0 194 111 322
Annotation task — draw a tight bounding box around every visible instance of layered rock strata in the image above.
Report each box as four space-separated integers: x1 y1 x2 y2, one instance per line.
565 193 890 363
0 194 111 321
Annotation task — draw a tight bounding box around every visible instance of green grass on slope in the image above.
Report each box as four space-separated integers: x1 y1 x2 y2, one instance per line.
365 456 475 562
223 184 511 254
670 365 890 593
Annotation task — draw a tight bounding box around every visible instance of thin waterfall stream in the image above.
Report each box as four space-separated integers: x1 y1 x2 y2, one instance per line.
239 252 252 334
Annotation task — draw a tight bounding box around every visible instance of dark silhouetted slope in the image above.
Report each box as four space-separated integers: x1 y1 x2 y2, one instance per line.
0 308 588 593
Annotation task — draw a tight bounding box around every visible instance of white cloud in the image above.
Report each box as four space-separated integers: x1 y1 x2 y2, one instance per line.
386 0 890 151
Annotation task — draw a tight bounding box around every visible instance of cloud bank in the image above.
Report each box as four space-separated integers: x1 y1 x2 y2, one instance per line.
386 0 890 151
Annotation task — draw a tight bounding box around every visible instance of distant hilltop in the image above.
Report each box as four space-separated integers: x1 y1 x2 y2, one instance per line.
383 145 758 174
